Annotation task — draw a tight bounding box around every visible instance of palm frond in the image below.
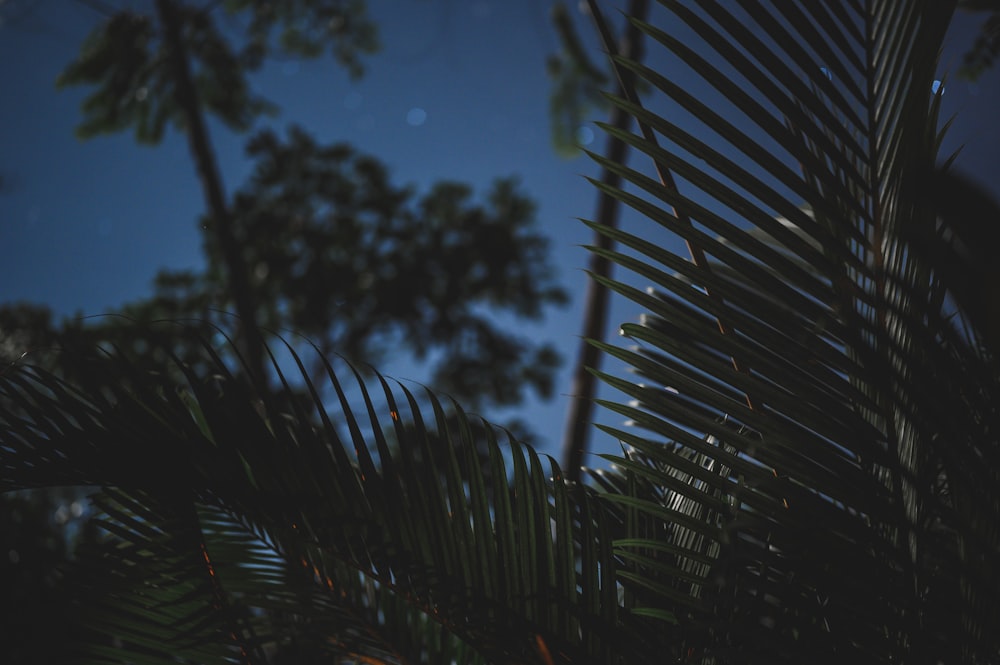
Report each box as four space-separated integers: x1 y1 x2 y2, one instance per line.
585 1 999 662
0 327 629 664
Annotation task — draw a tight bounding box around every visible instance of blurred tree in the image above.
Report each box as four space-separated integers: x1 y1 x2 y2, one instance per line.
218 126 565 412
4 0 566 422
546 2 611 158
959 0 1000 78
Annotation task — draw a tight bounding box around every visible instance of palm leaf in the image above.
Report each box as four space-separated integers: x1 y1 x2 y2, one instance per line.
584 1 999 663
0 327 631 664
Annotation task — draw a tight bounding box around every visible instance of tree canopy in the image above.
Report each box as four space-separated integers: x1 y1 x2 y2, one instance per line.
4 0 567 428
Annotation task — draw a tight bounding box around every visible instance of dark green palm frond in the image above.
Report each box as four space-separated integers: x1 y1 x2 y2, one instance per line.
584 2 999 663
67 488 260 665
70 489 485 664
0 327 632 664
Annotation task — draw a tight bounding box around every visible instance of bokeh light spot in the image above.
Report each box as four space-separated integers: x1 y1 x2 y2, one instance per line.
406 107 427 126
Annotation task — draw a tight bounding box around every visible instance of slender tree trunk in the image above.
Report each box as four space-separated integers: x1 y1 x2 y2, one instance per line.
156 0 267 388
561 0 649 483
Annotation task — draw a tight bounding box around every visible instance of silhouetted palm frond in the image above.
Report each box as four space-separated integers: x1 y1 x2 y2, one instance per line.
0 327 630 664
584 1 1000 662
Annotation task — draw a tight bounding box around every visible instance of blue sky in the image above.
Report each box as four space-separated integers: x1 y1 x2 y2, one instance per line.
2 2 999 463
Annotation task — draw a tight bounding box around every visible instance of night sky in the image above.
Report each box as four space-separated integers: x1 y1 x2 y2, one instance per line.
2 1 998 461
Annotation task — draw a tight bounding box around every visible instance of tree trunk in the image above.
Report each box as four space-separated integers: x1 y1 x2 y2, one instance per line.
155 0 268 389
